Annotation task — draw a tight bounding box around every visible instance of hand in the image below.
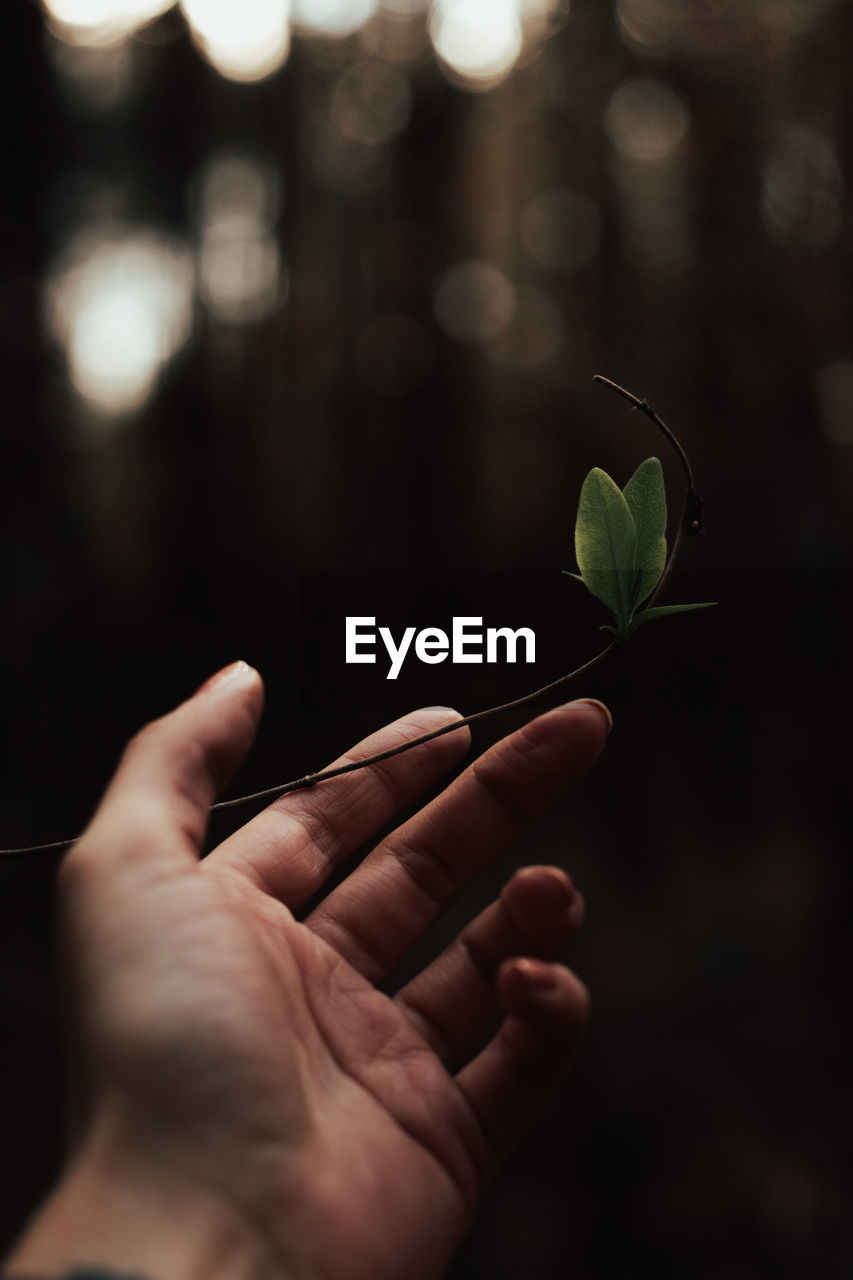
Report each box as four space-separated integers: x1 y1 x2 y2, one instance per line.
5 663 610 1280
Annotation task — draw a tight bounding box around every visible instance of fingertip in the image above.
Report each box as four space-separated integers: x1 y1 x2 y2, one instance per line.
571 698 613 735
197 660 263 702
499 957 590 1027
504 864 574 913
539 696 610 738
507 697 611 789
401 705 472 758
498 956 555 1008
418 705 464 720
542 698 611 760
502 865 585 945
413 705 470 738
455 960 590 1172
564 969 591 1025
196 660 264 729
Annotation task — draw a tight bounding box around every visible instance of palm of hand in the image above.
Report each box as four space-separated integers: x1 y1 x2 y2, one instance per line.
69 862 473 1279
231 883 477 1278
60 674 607 1279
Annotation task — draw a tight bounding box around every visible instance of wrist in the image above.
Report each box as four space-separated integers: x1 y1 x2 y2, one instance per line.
3 1134 288 1280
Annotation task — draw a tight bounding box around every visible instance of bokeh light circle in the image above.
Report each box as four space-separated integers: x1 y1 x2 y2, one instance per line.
429 0 523 90
434 260 516 343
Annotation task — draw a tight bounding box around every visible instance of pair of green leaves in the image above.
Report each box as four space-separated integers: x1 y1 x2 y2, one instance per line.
566 457 714 642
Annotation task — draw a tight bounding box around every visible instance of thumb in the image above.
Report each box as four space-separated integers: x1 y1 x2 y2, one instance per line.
76 661 264 874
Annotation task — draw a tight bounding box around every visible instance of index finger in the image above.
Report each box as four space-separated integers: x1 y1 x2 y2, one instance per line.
206 706 472 907
66 662 265 879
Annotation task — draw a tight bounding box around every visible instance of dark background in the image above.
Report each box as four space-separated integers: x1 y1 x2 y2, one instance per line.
1 0 851 1274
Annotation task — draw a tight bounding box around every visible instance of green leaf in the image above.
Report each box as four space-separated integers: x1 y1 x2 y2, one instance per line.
622 457 667 610
574 467 638 628
628 602 717 637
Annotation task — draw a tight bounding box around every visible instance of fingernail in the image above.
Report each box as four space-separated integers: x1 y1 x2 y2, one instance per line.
571 698 612 734
197 661 256 696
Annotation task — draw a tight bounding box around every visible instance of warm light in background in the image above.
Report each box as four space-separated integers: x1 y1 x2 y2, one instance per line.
193 152 285 324
200 237 282 322
520 0 568 30
755 0 838 36
521 186 601 272
489 285 564 369
762 125 842 248
292 0 380 36
605 78 689 162
43 0 565 90
180 0 291 81
330 60 412 146
605 79 689 275
45 231 193 416
616 0 684 53
433 260 516 342
47 35 134 110
42 0 173 44
429 0 523 89
196 152 283 228
381 0 427 12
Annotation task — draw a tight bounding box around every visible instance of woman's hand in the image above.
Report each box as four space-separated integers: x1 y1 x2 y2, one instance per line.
5 662 610 1280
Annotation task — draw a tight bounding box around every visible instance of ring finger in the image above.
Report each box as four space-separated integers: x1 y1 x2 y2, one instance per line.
395 864 585 1069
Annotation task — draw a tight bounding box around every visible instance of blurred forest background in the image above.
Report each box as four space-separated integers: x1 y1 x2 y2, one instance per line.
1 0 851 1275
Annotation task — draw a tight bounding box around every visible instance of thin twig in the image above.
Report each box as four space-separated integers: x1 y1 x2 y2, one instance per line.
593 375 694 489
0 836 77 858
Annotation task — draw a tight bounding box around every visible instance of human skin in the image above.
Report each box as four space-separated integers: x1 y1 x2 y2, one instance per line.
4 662 610 1279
